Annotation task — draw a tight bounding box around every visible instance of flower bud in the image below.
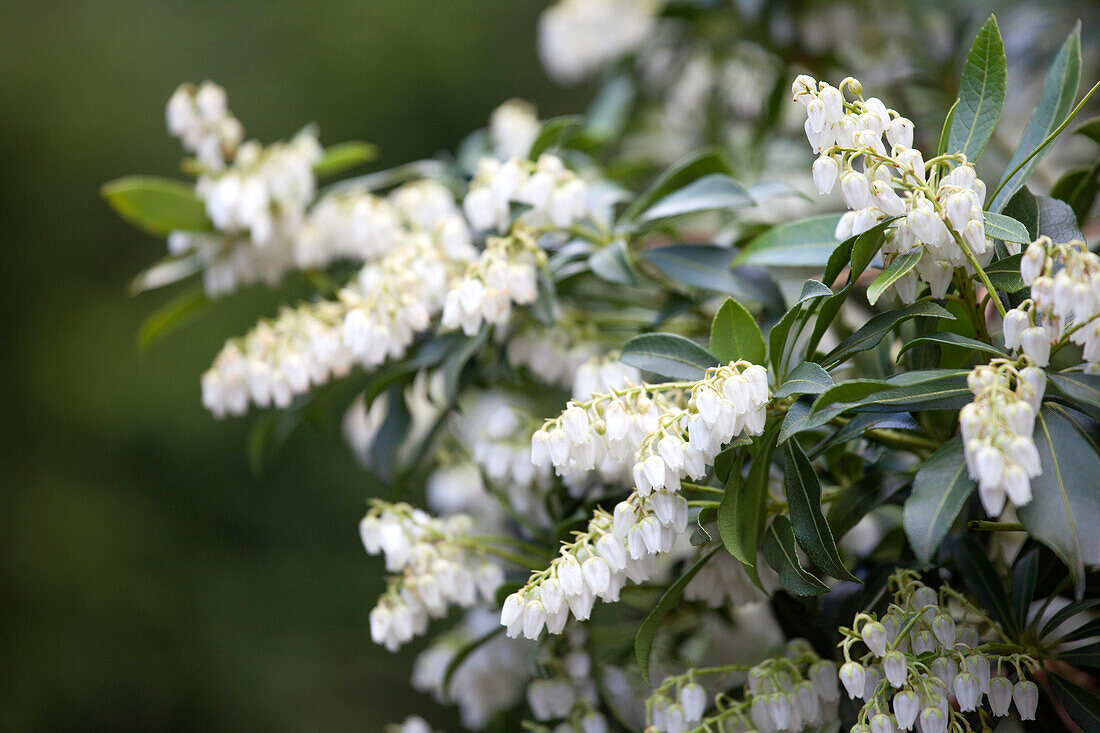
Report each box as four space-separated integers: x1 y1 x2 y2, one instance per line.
862 620 888 657
883 650 908 688
989 676 1013 716
680 682 707 723
839 661 866 699
813 155 840 195
953 671 981 711
892 690 919 730
1013 680 1038 720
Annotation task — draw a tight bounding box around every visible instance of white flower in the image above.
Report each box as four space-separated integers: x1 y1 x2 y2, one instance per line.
166 81 243 169
953 672 981 712
988 676 1013 716
489 99 540 160
862 620 888 657
892 690 919 730
538 0 661 84
882 650 907 688
680 682 707 723
840 661 866 699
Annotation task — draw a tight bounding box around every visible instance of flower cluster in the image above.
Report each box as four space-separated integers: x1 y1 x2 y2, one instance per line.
505 324 602 390
165 81 243 170
463 154 588 233
632 362 769 495
360 502 504 651
960 359 1045 515
647 640 840 733
442 231 545 336
524 629 609 732
793 75 991 304
500 490 686 639
294 187 401 269
537 0 661 85
1009 236 1100 369
839 571 1038 732
571 354 643 402
489 99 541 160
412 609 530 730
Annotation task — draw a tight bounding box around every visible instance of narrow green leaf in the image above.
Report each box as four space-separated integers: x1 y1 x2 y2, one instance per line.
1018 406 1100 594
1011 548 1040 630
1048 372 1100 416
768 281 831 373
990 24 1082 211
718 426 778 566
983 254 1027 293
313 141 378 177
903 438 976 566
735 214 844 267
588 239 637 285
129 253 204 295
1049 672 1100 732
621 333 719 381
709 297 765 365
947 15 1007 160
1042 599 1100 641
635 545 722 683
937 99 959 157
442 329 490 403
639 174 752 222
778 400 813 444
1037 195 1084 243
622 148 733 222
643 245 783 310
528 115 584 159
1057 641 1100 670
867 248 922 306
1003 187 1040 238
983 212 1031 244
774 362 834 399
1078 116 1100 146
102 175 210 235
822 302 955 368
138 287 209 349
897 332 1007 360
762 516 829 596
956 537 1018 636
848 373 971 414
783 439 859 582
585 75 634 142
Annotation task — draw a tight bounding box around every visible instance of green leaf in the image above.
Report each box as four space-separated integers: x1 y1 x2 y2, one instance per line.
1018 406 1100 593
848 372 971 413
956 537 1017 637
137 287 209 349
129 253 204 294
708 298 765 365
768 280 833 373
735 214 844 267
588 239 637 285
983 212 1032 244
762 516 829 596
528 115 584 159
622 148 733 223
947 15 1007 161
1057 641 1100 670
983 254 1027 293
643 245 782 309
621 333 719 381
442 627 505 699
1048 372 1100 416
638 174 752 222
1036 195 1084 243
783 439 859 582
101 175 210 235
691 506 717 547
1011 548 1040 630
585 75 634 142
1049 672 1100 733
989 24 1082 211
635 545 722 683
778 400 813 444
312 141 378 177
1003 187 1040 238
903 437 976 566
937 99 959 157
897 331 1007 360
1042 599 1100 641
442 329 491 403
774 362 834 399
822 302 955 368
718 426 778 566
1079 116 1100 146
866 248 922 306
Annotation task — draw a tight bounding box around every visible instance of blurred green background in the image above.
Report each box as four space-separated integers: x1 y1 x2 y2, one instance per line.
0 2 582 729
1 1 1096 730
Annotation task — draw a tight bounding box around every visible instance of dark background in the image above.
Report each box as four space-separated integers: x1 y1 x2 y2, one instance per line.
1 1 1096 731
0 3 582 729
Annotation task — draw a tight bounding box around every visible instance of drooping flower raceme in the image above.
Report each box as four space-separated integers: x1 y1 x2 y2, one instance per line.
359 502 505 651
839 571 1038 732
489 99 541 160
792 75 991 304
165 81 244 170
1009 236 1100 370
960 359 1044 515
441 230 546 336
463 154 588 233
647 639 840 733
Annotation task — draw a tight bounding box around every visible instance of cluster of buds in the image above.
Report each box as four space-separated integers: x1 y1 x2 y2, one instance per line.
792 75 991 305
1009 236 1100 369
506 324 604 390
960 359 1045 515
500 490 687 639
633 362 769 495
646 640 840 733
463 154 588 232
537 0 660 85
165 81 244 170
441 231 546 336
201 299 353 417
359 502 504 651
839 571 1038 732
294 187 402 269
531 380 687 486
